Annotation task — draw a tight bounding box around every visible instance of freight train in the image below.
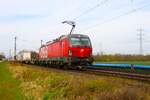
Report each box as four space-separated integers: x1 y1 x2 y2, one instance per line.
17 34 93 69
17 21 93 69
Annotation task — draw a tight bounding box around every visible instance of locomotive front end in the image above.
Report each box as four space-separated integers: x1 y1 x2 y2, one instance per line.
68 34 93 66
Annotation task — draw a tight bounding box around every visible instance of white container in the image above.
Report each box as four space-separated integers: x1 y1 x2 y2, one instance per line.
17 51 32 61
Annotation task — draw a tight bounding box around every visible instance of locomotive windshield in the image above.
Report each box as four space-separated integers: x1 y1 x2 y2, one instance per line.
70 37 91 47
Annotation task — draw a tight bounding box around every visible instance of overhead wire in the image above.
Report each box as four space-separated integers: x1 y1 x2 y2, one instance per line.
73 0 109 21
62 0 88 20
47 0 108 33
80 2 150 33
46 0 90 34
46 0 146 34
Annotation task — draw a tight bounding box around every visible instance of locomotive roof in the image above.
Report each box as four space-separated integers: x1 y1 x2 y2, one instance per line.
45 34 89 46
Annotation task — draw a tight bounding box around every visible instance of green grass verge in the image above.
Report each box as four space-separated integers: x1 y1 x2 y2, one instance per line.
0 62 23 100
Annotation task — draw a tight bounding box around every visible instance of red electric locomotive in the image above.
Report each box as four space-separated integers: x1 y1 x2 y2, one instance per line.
38 21 93 69
39 34 93 69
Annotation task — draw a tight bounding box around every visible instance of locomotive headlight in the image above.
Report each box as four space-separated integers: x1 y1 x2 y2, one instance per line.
68 50 72 56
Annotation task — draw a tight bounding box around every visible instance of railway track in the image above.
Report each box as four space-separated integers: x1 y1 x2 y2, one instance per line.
14 63 150 83
85 68 150 83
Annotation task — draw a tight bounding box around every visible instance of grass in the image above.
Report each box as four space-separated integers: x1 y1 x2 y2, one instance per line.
7 63 150 100
1 61 150 100
95 61 150 66
0 62 23 100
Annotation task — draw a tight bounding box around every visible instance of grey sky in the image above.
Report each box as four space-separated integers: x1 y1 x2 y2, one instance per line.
0 0 150 57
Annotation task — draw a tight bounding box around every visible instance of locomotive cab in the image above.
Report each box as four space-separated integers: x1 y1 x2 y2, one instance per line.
68 34 93 66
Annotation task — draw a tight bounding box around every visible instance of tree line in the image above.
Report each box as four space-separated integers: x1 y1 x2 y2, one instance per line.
94 54 150 62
